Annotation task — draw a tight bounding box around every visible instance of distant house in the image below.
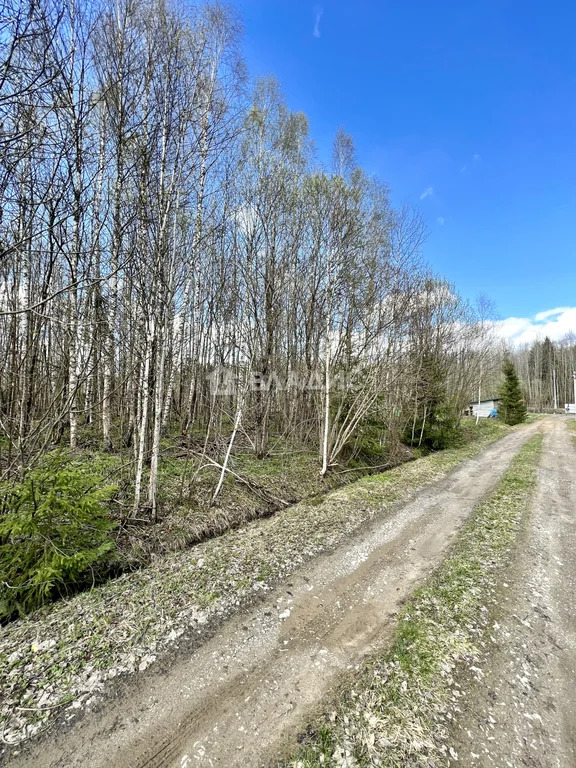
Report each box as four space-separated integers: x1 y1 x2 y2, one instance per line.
467 398 501 418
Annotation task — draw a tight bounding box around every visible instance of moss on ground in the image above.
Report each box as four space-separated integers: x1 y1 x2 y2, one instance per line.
285 434 542 768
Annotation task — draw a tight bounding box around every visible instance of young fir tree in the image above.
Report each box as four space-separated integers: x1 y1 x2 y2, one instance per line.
499 359 528 425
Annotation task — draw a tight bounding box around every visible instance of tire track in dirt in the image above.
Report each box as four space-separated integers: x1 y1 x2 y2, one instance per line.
449 417 576 768
5 424 540 768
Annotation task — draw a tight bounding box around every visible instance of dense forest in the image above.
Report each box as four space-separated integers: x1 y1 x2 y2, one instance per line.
1 0 573 618
0 0 493 482
512 336 576 411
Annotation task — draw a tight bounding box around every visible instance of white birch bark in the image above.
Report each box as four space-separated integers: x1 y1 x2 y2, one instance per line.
148 316 167 520
320 297 331 476
133 319 154 514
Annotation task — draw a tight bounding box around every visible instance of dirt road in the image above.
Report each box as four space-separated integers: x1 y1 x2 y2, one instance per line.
449 417 576 767
6 424 539 768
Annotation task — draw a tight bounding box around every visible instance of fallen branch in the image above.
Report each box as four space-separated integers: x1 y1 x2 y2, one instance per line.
187 450 289 508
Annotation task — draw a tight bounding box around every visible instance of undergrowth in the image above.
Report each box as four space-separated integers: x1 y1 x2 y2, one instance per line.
0 452 118 622
0 418 518 745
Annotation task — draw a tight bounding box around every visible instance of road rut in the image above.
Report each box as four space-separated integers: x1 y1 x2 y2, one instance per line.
6 425 539 768
449 417 576 767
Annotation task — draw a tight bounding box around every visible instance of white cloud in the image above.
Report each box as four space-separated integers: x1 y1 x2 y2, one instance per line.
534 306 572 322
313 6 323 37
494 307 576 346
420 186 434 200
436 216 445 226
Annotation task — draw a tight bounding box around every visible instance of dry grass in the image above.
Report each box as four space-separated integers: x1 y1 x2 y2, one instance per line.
565 417 576 447
0 419 514 749
285 434 542 768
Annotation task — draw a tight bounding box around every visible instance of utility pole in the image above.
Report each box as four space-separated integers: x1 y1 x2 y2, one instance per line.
553 367 558 410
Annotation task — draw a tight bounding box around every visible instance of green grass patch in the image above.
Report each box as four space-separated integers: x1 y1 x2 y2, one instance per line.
525 413 547 423
286 434 542 768
564 418 576 450
458 416 511 445
565 418 576 447
0 417 523 746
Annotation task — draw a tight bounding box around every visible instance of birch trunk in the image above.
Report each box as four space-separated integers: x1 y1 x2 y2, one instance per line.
148 317 167 521
320 313 331 476
133 320 154 514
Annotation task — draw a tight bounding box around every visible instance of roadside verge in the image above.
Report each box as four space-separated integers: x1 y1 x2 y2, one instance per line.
285 433 543 768
0 422 518 749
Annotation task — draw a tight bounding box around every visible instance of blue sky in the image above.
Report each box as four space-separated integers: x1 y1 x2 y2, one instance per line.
233 0 576 341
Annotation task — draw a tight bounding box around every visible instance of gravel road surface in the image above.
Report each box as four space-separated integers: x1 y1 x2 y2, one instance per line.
449 417 576 768
6 424 540 768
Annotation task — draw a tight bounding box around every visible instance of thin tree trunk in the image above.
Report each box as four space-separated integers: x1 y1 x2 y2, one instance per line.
133 320 154 515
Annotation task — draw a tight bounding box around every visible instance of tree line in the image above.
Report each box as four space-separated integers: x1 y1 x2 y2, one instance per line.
512 336 576 411
1 0 494 519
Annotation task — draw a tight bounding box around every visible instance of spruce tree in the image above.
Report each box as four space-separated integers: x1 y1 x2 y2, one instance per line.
499 359 528 425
